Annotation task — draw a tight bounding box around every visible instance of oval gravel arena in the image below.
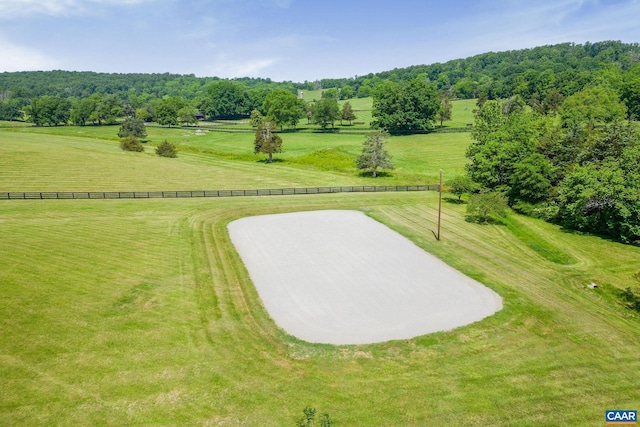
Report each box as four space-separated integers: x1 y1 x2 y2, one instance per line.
228 210 502 345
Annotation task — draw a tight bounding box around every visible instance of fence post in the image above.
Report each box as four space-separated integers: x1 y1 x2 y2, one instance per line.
437 170 443 241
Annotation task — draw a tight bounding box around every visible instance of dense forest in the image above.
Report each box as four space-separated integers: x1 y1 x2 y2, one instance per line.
1 40 639 103
465 91 639 243
0 72 299 102
324 40 640 100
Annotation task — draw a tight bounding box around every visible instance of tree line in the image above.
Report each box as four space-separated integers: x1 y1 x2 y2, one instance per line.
2 40 640 121
462 86 639 243
3 74 450 137
317 40 640 101
7 80 366 133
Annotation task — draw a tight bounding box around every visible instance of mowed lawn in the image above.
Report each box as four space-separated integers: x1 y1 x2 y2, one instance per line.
0 126 470 190
0 128 639 426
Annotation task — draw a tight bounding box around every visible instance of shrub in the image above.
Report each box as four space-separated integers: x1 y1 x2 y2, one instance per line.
466 191 509 224
447 175 477 203
512 200 559 221
156 140 177 158
621 287 640 312
119 136 144 152
295 406 332 427
118 117 147 139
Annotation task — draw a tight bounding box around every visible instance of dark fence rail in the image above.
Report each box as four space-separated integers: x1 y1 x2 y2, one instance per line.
0 185 439 201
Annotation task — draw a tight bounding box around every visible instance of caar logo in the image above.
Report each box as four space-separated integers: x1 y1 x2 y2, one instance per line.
606 410 637 425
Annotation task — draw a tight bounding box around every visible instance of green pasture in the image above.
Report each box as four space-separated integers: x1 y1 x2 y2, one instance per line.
0 125 470 189
298 89 323 101
446 98 476 128
1 96 471 136
1 127 639 426
0 120 30 128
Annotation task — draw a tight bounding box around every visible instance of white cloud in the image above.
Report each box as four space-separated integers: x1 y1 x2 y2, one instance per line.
0 0 154 18
0 0 71 17
207 57 280 78
0 38 57 71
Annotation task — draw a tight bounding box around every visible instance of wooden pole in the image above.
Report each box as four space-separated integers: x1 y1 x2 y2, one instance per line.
437 169 443 241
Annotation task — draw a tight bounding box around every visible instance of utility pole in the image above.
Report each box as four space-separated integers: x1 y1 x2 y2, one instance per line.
437 169 443 241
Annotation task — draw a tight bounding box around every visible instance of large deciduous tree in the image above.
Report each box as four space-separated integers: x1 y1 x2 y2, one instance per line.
178 106 198 126
556 150 640 243
135 107 153 122
466 191 509 224
322 88 338 100
254 119 282 163
371 78 439 134
340 85 355 100
201 81 248 119
156 97 185 127
621 64 640 120
555 123 640 242
508 153 556 203
25 96 71 126
70 97 97 126
262 89 304 130
93 94 123 125
356 131 394 177
312 98 340 129
466 100 551 197
0 99 23 121
560 86 627 127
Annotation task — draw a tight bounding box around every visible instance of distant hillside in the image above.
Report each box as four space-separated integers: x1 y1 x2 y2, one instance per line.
320 40 640 100
0 71 296 102
0 40 638 103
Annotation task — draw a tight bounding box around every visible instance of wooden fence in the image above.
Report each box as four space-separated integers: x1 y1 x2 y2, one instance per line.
0 185 439 200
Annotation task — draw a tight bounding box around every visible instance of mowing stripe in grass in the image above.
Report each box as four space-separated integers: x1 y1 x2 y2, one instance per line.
500 214 578 265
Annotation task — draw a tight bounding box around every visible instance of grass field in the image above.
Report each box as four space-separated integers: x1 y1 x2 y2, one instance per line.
0 96 473 135
1 124 639 426
0 123 470 189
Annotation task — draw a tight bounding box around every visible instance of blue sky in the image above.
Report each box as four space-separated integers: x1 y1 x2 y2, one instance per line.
1 0 639 82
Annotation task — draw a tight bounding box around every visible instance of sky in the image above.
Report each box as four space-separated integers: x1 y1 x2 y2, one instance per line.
0 0 639 82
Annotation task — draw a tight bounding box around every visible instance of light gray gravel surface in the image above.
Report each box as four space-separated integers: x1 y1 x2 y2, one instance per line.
228 210 502 344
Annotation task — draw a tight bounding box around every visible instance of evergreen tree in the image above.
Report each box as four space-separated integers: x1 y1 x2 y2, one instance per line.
356 131 394 177
118 117 147 138
156 140 178 158
249 109 264 128
340 101 356 125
